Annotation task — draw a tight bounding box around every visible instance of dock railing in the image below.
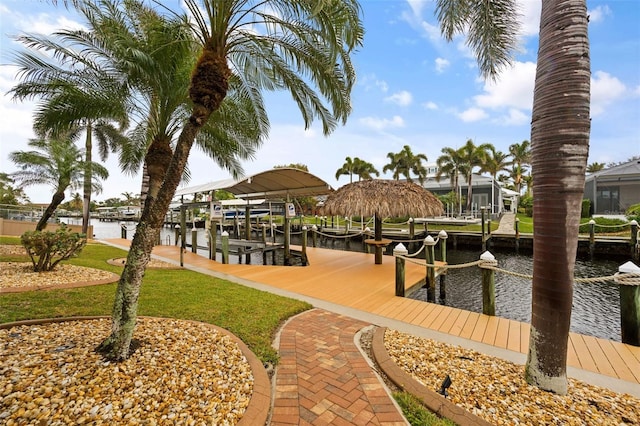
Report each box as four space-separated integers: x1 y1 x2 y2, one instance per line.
394 236 640 347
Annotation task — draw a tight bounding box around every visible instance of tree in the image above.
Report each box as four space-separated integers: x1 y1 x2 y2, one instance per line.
524 0 590 394
96 0 363 361
353 158 379 181
436 0 589 394
508 140 531 194
336 157 379 182
10 28 130 235
456 139 492 212
481 146 511 182
586 162 605 173
9 136 108 230
0 173 29 205
383 145 428 184
335 156 356 182
436 146 464 215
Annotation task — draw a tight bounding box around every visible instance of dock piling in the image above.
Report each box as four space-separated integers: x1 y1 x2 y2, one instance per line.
480 251 497 316
221 231 229 264
617 261 640 346
394 243 408 297
438 230 448 300
424 235 436 302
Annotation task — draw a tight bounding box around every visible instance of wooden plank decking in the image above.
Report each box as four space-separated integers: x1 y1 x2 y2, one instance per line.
105 239 640 386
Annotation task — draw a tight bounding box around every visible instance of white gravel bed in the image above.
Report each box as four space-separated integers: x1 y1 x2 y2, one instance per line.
384 329 639 425
0 262 116 290
0 318 254 425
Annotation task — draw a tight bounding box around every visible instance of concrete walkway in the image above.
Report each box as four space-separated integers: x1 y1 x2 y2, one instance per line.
493 211 516 235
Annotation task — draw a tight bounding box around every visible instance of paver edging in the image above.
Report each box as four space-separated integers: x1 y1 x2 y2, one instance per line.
0 316 270 426
371 326 493 426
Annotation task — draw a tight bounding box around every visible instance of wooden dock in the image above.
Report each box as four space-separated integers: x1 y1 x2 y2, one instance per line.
105 239 640 387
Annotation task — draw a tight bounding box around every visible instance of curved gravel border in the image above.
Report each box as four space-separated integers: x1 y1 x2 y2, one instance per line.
0 262 120 294
373 327 640 425
0 316 270 425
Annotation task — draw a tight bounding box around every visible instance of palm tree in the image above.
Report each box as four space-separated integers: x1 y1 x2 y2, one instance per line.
524 0 591 394
96 0 363 361
481 146 511 181
383 145 428 184
335 156 357 182
456 139 492 212
481 146 511 214
586 162 605 173
10 30 130 235
435 146 464 215
9 136 108 230
353 158 379 181
436 0 590 394
508 140 531 194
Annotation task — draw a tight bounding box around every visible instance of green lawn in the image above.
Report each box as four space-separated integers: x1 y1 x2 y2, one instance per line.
0 238 311 364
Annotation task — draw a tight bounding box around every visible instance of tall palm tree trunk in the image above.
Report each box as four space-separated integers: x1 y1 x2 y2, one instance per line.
82 123 93 235
97 53 230 361
525 0 590 395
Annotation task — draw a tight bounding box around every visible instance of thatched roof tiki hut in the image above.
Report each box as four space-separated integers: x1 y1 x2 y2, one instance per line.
322 180 444 264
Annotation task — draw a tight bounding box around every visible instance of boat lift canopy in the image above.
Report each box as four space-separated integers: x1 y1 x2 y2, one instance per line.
174 167 333 200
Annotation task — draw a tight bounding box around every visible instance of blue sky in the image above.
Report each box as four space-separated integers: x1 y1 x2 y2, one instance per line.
1 0 639 203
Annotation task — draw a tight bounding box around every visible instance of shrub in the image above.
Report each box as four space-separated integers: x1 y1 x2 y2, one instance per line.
21 224 87 272
626 203 640 223
581 199 591 218
578 217 629 234
519 195 533 217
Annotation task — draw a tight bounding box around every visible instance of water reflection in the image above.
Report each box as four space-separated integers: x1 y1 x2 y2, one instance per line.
409 249 621 342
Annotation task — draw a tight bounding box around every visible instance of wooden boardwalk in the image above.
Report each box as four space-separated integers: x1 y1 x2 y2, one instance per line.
106 239 640 386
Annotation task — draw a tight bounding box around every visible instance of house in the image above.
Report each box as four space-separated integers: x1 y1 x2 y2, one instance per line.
421 173 505 218
583 159 640 215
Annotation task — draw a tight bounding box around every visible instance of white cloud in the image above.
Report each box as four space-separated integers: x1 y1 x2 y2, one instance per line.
516 0 541 38
473 61 536 110
384 90 413 106
435 57 450 73
498 108 530 126
359 74 388 92
359 115 405 130
15 13 85 35
588 5 612 23
457 108 488 122
591 71 626 116
423 101 438 110
406 0 426 18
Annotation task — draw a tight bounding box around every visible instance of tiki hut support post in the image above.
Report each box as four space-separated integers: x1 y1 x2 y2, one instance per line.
374 213 383 264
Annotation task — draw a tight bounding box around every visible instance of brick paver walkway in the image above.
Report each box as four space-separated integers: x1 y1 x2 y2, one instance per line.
271 309 407 426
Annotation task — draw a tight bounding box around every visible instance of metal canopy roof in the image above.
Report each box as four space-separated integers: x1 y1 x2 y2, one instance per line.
174 168 333 200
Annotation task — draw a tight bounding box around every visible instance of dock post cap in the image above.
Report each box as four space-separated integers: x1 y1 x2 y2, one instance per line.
480 251 495 261
364 227 371 232
424 235 436 245
302 226 308 231
408 217 414 222
175 224 180 228
619 261 640 273
393 243 408 255
630 219 638 226
312 225 318 231
221 231 229 236
588 219 596 225
438 230 448 239
261 223 266 227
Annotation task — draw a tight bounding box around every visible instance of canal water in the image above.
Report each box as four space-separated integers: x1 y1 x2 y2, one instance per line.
74 218 625 342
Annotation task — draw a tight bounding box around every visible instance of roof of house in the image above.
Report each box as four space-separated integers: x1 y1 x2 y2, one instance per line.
586 159 640 183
